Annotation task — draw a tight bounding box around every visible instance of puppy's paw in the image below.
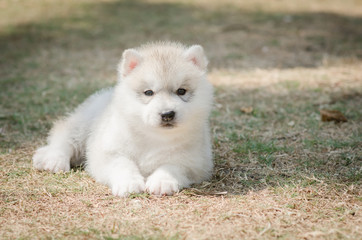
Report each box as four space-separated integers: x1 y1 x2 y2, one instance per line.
111 176 145 197
33 146 70 173
146 174 179 196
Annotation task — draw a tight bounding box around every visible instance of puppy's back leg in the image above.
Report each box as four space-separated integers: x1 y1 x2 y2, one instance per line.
33 119 75 173
33 89 114 173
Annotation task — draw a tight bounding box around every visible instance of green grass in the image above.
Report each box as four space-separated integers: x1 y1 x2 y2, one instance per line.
232 138 287 154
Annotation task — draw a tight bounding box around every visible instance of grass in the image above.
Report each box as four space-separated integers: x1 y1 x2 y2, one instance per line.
1 0 361 239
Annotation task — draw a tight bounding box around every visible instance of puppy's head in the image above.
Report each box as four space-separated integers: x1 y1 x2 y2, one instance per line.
116 42 213 131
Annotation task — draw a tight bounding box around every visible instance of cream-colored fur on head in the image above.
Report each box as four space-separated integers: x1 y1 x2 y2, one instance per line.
33 42 213 197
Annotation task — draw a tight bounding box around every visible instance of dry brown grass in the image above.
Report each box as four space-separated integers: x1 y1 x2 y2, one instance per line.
1 0 361 239
1 147 361 240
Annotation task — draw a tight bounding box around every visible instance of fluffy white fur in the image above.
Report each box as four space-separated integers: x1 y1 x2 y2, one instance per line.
33 42 213 197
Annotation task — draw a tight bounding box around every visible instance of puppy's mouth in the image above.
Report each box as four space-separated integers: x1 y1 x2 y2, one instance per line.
161 122 176 128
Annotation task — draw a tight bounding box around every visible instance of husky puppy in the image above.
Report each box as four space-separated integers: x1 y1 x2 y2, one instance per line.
33 42 213 196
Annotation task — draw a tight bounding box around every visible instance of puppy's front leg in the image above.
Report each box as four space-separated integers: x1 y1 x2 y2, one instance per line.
145 164 191 196
89 156 145 197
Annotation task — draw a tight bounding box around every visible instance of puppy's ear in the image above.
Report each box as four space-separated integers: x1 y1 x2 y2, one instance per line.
119 49 142 78
184 45 208 71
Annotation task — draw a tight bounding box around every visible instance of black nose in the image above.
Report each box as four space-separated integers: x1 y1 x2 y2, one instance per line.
161 111 175 122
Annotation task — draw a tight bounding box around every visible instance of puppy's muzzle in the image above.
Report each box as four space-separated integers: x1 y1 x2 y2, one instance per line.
161 111 175 122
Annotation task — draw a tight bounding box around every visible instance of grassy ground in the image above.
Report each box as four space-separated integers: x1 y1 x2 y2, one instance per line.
1 0 361 239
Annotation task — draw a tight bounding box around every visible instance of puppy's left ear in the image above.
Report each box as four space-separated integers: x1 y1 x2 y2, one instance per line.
184 45 208 71
118 48 142 78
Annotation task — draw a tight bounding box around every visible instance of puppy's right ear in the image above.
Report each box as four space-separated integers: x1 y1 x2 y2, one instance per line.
118 49 142 78
184 45 208 72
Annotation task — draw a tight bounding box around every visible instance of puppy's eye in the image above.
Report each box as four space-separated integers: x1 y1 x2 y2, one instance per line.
176 88 187 96
144 90 154 96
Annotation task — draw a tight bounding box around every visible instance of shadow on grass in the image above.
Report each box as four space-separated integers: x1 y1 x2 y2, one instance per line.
1 0 361 72
201 85 362 195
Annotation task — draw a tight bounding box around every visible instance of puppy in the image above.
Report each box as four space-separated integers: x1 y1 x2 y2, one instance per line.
33 42 213 196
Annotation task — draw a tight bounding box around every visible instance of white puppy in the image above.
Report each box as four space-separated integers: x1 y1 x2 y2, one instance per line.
33 42 213 197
